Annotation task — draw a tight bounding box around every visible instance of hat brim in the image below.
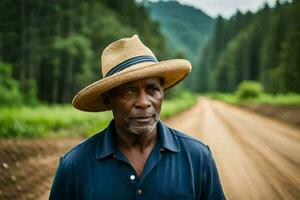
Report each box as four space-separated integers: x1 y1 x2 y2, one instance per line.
72 59 192 112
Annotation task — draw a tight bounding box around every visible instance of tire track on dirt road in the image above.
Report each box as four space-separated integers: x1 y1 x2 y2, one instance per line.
212 101 300 199
165 97 300 200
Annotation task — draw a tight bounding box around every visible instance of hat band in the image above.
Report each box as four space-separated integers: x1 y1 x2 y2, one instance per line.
105 55 158 77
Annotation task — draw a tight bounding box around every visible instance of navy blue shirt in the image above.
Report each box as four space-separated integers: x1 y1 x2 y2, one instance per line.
49 120 226 200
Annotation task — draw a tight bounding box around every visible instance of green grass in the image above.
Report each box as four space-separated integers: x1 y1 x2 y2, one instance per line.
161 91 197 119
205 92 238 104
254 93 300 105
0 92 198 138
206 92 300 106
0 105 112 138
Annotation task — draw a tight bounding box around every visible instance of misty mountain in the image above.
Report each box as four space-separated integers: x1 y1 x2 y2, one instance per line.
144 0 215 62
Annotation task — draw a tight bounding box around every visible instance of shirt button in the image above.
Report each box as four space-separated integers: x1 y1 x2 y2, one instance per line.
130 175 135 180
137 189 143 195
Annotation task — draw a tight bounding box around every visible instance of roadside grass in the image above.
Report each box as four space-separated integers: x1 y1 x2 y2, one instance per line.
161 91 197 119
206 92 300 106
0 92 197 138
0 105 112 138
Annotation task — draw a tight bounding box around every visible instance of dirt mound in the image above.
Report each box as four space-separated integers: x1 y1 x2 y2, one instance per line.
240 103 300 129
0 138 81 200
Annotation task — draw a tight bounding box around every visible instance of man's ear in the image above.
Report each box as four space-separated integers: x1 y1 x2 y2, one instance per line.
101 92 111 108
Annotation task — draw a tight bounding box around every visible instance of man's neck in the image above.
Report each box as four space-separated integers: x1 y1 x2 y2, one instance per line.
114 126 158 152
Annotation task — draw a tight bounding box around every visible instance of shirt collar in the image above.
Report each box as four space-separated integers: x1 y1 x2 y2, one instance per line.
157 120 180 152
96 120 180 159
96 120 117 159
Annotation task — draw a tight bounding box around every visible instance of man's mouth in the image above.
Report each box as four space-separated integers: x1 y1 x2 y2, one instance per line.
131 115 153 123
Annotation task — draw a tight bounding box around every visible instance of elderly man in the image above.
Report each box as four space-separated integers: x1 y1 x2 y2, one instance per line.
49 35 226 199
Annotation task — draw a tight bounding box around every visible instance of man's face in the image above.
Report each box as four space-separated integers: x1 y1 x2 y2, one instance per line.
105 77 164 136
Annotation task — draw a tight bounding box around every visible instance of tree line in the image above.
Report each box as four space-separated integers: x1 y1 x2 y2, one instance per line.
191 0 300 93
0 0 169 105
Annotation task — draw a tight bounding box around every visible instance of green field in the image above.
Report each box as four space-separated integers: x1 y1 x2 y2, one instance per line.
0 92 197 138
207 92 300 106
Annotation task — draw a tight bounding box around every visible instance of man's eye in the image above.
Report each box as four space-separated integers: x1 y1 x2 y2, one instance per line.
149 87 159 92
123 88 135 94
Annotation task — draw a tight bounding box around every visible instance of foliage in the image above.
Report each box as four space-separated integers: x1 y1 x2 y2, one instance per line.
195 1 300 94
146 1 214 60
22 79 39 106
255 93 300 105
0 92 198 138
0 61 23 106
146 1 215 90
235 81 264 100
164 83 186 99
0 0 169 105
206 92 238 104
0 105 112 138
206 92 300 106
160 91 198 119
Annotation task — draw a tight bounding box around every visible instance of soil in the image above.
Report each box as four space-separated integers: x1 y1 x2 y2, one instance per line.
239 103 300 129
0 97 299 200
0 138 81 200
165 98 300 199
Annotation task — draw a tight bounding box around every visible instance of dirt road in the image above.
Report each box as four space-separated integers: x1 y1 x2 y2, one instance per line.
1 98 300 199
166 98 300 199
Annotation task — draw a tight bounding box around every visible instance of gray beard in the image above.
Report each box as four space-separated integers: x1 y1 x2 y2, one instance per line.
128 116 160 136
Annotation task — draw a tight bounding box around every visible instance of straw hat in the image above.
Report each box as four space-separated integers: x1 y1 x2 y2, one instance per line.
72 34 192 112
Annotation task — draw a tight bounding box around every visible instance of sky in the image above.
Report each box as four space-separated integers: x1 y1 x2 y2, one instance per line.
142 0 276 18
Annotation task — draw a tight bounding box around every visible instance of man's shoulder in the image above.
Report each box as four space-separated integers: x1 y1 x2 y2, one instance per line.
165 124 211 155
59 131 102 165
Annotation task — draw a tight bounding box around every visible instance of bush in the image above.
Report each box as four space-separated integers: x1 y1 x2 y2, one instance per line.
22 79 38 106
235 81 263 100
0 61 23 106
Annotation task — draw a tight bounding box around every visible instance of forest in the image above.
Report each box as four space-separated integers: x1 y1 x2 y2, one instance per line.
0 0 169 106
0 0 299 107
192 0 300 93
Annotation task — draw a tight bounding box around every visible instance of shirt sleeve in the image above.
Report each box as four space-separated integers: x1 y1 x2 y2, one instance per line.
201 146 226 200
49 157 75 200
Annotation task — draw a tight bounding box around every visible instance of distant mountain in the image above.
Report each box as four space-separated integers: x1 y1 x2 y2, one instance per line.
144 0 215 62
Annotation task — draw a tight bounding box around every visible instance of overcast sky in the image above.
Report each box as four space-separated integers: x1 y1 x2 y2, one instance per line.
143 0 276 18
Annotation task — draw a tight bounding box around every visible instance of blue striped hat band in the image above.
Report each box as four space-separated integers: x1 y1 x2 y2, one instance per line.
104 55 158 78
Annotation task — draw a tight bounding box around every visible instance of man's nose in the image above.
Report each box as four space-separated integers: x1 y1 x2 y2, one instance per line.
135 90 151 109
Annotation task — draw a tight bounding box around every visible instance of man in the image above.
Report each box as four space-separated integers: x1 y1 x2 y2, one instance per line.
49 35 226 199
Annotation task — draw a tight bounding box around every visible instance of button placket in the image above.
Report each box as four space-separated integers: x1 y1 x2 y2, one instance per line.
137 189 143 195
130 174 136 181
